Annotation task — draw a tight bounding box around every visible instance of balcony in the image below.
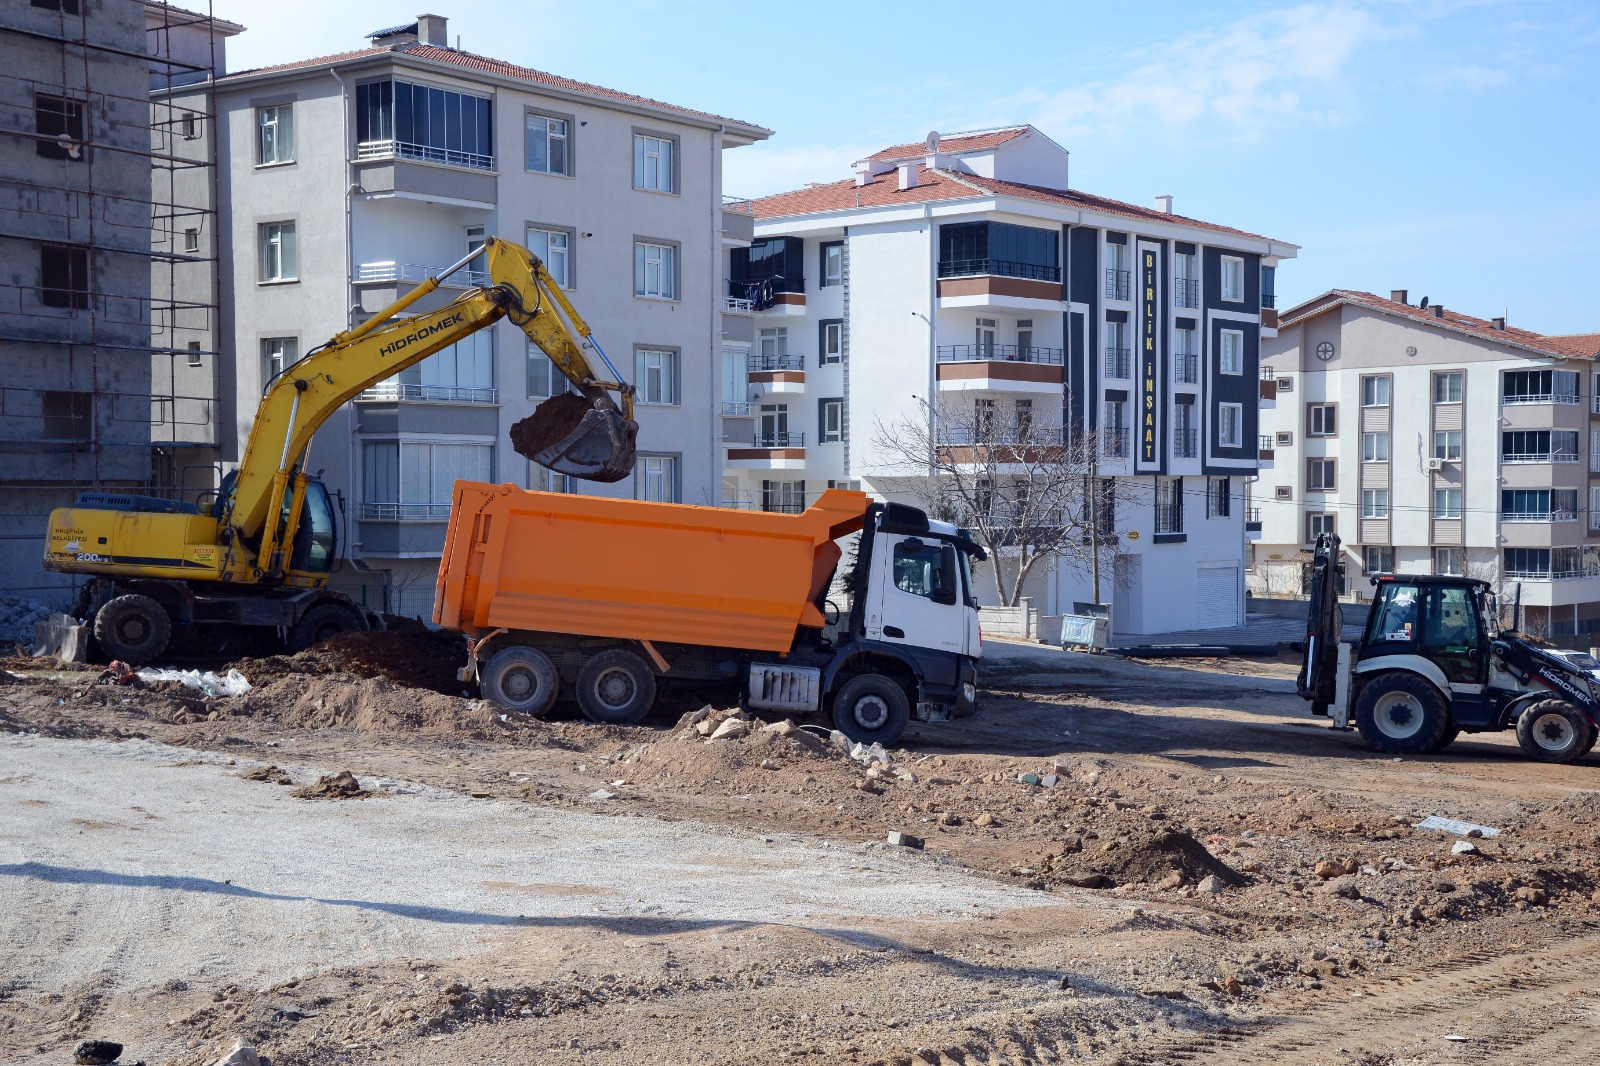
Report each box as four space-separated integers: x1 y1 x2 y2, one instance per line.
1173 353 1199 385
729 276 806 312
936 259 1062 307
1503 510 1579 523
721 400 755 416
1105 268 1131 301
1173 279 1199 309
1172 427 1198 459
936 344 1065 391
1154 503 1184 536
358 502 453 521
749 353 804 372
1261 294 1277 309
357 382 497 404
355 139 494 171
1505 568 1600 581
1503 392 1581 406
1503 451 1580 464
721 295 754 314
1104 347 1131 379
939 259 1060 282
937 344 1063 365
937 425 1067 447
1259 434 1275 464
721 196 755 245
726 429 805 469
356 261 491 288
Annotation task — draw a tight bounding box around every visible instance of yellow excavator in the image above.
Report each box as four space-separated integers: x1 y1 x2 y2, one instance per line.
39 237 637 663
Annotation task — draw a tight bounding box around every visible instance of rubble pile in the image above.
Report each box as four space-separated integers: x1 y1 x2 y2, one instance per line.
0 596 55 646
225 617 467 694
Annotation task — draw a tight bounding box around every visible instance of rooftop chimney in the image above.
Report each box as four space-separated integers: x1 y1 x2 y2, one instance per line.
417 13 448 46
1431 304 1445 318
1390 289 1408 305
1154 194 1173 214
853 163 871 187
897 162 917 192
1492 316 1506 330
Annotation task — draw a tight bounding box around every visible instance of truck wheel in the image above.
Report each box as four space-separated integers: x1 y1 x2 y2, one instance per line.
832 674 910 747
290 602 363 652
1428 725 1461 753
1353 673 1449 755
1515 700 1595 764
482 646 558 716
576 649 656 724
93 594 171 665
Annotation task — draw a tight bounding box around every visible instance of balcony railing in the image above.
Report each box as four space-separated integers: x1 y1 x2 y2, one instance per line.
1260 365 1276 380
1259 434 1276 452
938 425 1068 446
1174 353 1199 384
721 195 755 215
1105 268 1131 301
937 259 1060 282
1261 294 1278 309
358 382 497 404
356 261 491 287
359 502 453 521
1503 392 1581 406
355 139 494 171
1154 503 1183 535
1503 451 1581 464
722 295 755 314
937 344 1064 365
751 431 804 448
1173 278 1199 308
1104 347 1131 378
1172 427 1198 459
1246 508 1262 522
729 276 805 298
1505 568 1600 581
721 400 755 416
1502 510 1579 523
748 353 804 372
1102 430 1129 458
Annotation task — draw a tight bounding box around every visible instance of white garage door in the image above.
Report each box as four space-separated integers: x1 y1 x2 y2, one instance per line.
1196 566 1239 630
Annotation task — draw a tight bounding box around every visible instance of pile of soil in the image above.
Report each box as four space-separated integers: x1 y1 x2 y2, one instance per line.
510 393 591 459
240 765 292 785
292 770 367 800
1039 829 1249 890
244 676 507 738
225 619 466 695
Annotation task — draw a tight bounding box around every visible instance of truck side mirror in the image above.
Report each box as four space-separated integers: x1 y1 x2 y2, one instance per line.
931 544 959 605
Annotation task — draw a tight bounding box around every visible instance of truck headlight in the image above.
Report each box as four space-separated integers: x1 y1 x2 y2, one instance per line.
962 682 976 703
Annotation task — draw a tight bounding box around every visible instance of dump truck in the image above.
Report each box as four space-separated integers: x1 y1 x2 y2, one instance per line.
436 483 986 745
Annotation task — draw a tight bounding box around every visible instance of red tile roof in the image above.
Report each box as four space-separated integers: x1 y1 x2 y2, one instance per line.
1282 290 1596 360
223 44 767 132
866 127 1030 162
1549 332 1600 358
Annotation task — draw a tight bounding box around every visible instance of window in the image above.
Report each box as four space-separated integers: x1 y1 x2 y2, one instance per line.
180 111 197 139
820 398 843 443
355 80 493 169
1102 399 1128 456
525 112 570 175
1362 432 1389 463
1220 329 1243 375
1219 403 1243 447
35 92 84 161
183 227 200 253
1503 429 1579 461
1277 376 1294 392
1017 319 1033 358
259 222 297 282
397 333 493 397
758 403 791 447
758 326 789 368
262 337 298 384
1306 458 1337 491
1361 375 1391 406
1221 255 1245 302
633 132 677 192
819 320 842 365
1502 489 1578 520
732 236 805 294
1435 547 1463 576
363 441 493 519
32 0 82 12
634 455 678 502
526 226 571 287
1433 487 1462 519
721 346 750 411
527 348 576 399
763 479 805 513
1503 368 1580 404
1504 548 1552 579
939 222 1060 281
256 104 293 165
634 240 676 299
892 539 955 600
976 317 997 357
1275 485 1292 500
1173 401 1197 458
1361 489 1389 519
1105 319 1130 377
820 241 843 287
1593 487 1600 531
1433 430 1462 461
186 341 202 368
1173 252 1198 308
1433 372 1463 404
1155 477 1183 534
1207 477 1231 518
635 348 677 405
1105 242 1129 299
1015 398 1034 438
1308 513 1336 541
39 244 88 309
1364 546 1394 575
41 390 91 440
1307 404 1336 436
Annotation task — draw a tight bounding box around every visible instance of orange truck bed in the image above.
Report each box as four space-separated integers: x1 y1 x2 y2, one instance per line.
434 483 869 653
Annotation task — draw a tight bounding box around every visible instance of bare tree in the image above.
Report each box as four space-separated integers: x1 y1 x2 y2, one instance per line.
872 396 1126 606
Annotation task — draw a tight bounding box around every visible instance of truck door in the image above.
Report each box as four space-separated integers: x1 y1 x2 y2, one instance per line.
865 533 965 653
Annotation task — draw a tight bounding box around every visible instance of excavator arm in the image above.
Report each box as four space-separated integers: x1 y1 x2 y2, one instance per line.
1297 531 1345 713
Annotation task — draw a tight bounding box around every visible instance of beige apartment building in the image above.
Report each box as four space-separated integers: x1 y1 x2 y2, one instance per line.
1255 289 1600 635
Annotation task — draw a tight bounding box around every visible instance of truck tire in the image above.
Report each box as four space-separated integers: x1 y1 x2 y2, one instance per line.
1515 700 1596 764
1353 672 1449 755
482 646 558 716
576 649 656 724
832 674 910 747
1429 725 1461 753
290 602 364 652
93 594 171 665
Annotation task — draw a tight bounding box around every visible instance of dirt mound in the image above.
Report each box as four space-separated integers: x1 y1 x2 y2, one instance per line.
225 619 466 694
240 765 293 785
244 675 506 737
293 770 368 800
510 392 591 459
1041 829 1248 890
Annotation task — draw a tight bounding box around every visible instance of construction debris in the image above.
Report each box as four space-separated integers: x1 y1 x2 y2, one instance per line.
1415 815 1501 838
292 771 367 800
72 1040 123 1065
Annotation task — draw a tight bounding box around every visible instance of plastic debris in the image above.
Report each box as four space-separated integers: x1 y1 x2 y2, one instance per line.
848 740 890 767
136 667 252 697
1414 815 1500 838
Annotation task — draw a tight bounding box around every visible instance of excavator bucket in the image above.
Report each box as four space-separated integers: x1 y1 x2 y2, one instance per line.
33 613 89 664
509 392 638 483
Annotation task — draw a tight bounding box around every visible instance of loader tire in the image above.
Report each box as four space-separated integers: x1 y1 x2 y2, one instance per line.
1429 725 1461 753
482 645 559 716
1353 672 1450 755
1515 700 1596 764
290 602 364 652
93 594 171 665
576 649 656 724
831 674 911 747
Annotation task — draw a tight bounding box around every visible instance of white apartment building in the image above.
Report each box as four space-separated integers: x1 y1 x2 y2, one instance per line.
729 127 1297 635
161 13 769 614
1256 289 1600 635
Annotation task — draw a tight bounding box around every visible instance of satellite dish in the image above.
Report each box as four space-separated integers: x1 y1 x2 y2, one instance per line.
1418 297 1430 309
925 131 940 152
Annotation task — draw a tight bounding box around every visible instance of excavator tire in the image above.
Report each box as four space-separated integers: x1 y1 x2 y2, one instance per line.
481 645 559 717
1515 700 1596 764
575 649 656 724
1353 672 1450 755
290 602 364 652
92 594 171 665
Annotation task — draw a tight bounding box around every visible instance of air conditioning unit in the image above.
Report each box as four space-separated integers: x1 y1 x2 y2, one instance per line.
1424 457 1444 471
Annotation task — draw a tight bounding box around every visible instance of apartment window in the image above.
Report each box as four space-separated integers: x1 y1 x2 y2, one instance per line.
1015 398 1034 438
633 132 677 192
758 327 789 368
526 226 572 287
527 348 576 399
1017 319 1034 358
1306 458 1337 491
256 104 294 165
180 111 197 139
31 0 82 12
820 241 843 287
635 348 678 405
1592 487 1600 531
356 80 493 169
35 92 85 161
1361 488 1389 519
1219 330 1243 375
1433 371 1463 404
1433 430 1462 462
182 227 200 253
525 112 570 175
634 240 677 299
1219 403 1243 447
1503 368 1580 404
1221 255 1245 302
1433 487 1462 519
393 333 494 398
1504 429 1579 462
1435 547 1463 576
259 222 297 282
1104 241 1129 300
39 244 88 309
1173 252 1198 308
939 221 1060 282
1361 375 1391 407
1503 489 1577 520
819 320 842 365
1307 404 1337 436
363 441 493 519
262 337 298 384
763 479 805 514
635 454 679 502
1362 432 1389 463
1365 546 1394 575
976 317 998 356
1308 513 1336 541
820 398 843 443
1173 401 1197 458
186 341 203 368
1277 376 1294 393
758 403 791 447
1155 477 1183 534
41 390 91 440
1207 476 1231 518
1102 399 1128 456
1504 548 1552 579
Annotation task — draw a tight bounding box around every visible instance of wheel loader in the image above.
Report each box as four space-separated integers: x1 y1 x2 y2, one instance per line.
38 238 637 664
1298 532 1599 763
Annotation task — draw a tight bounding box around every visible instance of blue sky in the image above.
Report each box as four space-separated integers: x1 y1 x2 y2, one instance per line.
215 0 1600 333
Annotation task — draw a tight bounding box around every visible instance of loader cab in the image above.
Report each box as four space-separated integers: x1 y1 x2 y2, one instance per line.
1359 576 1492 685
287 478 338 574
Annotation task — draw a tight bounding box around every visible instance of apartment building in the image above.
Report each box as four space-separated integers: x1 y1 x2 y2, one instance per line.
729 127 1297 635
1256 289 1600 635
164 14 770 614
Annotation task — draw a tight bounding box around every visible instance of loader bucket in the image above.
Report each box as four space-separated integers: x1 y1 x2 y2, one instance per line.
33 613 89 664
509 391 638 483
